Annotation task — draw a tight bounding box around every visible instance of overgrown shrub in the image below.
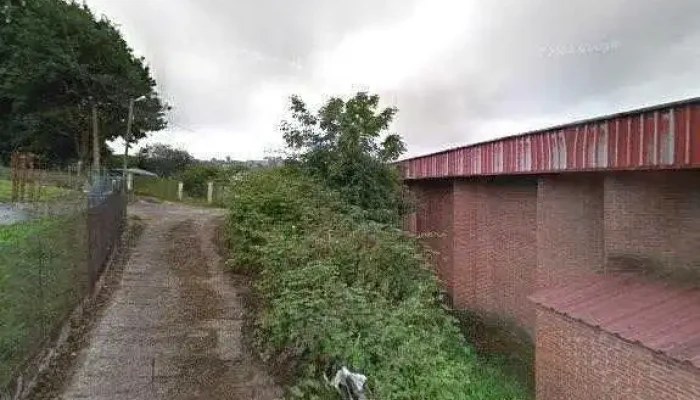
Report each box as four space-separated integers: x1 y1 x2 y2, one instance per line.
179 164 219 198
227 167 526 400
180 163 246 199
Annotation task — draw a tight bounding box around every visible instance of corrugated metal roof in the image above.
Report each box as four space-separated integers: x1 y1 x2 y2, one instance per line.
530 274 700 369
399 97 700 180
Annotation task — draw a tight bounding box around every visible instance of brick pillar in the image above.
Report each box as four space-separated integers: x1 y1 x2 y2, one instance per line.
604 170 700 272
452 180 481 309
413 180 454 294
452 177 537 330
536 174 604 291
402 183 419 234
485 178 538 330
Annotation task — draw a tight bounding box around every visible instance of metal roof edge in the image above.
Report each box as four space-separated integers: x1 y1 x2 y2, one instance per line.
398 96 700 163
533 300 700 371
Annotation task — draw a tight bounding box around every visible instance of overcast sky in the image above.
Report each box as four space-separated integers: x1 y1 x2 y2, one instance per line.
89 0 700 160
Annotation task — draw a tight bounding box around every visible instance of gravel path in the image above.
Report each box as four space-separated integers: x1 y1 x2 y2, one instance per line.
58 201 282 400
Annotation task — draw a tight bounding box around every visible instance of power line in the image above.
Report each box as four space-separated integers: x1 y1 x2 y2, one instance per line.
168 121 198 133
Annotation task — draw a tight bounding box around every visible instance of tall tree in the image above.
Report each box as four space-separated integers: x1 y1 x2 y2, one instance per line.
136 143 194 177
0 0 169 164
281 92 406 222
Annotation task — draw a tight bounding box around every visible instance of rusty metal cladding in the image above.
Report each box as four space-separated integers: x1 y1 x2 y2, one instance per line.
399 97 700 180
530 274 700 369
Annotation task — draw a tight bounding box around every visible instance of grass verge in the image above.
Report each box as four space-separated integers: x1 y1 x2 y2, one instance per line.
0 214 88 390
0 179 74 203
452 310 535 398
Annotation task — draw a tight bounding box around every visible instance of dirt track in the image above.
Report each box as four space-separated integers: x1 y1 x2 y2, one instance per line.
58 201 281 400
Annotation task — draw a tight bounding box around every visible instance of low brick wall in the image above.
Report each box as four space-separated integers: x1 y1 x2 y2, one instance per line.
535 307 700 400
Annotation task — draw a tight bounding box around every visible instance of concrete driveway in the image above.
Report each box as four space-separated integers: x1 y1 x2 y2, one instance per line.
58 201 281 400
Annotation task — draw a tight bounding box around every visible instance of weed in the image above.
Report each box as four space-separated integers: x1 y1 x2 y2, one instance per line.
226 167 527 399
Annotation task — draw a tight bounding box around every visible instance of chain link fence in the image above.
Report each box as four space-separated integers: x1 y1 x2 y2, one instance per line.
0 163 127 396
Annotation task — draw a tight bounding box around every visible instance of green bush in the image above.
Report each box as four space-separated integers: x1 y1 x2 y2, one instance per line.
177 163 247 203
227 167 525 400
180 164 221 198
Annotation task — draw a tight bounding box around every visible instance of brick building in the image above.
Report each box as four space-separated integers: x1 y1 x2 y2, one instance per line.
531 275 700 400
399 98 700 399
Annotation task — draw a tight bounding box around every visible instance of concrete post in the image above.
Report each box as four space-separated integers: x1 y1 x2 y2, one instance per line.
178 182 184 201
127 172 133 192
207 181 214 204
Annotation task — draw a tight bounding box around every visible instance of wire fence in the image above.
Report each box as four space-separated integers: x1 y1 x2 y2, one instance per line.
210 183 229 206
87 191 126 288
133 175 180 202
0 164 127 396
133 175 232 207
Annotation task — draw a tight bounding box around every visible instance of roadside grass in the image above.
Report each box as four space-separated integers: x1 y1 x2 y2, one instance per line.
0 215 87 389
453 310 535 398
0 180 75 203
0 180 11 202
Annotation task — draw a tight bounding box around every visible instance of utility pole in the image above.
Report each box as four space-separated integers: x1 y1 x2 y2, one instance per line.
123 96 146 181
123 98 135 180
92 102 100 174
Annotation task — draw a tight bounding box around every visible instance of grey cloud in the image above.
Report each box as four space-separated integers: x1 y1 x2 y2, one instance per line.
89 0 700 159
393 0 700 155
194 0 415 59
95 0 416 131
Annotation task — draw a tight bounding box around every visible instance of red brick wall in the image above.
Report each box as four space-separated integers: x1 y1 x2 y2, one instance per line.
402 185 418 233
452 177 538 331
422 171 700 332
537 175 604 290
452 181 480 309
604 170 700 272
411 180 454 291
409 171 700 399
536 307 700 400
